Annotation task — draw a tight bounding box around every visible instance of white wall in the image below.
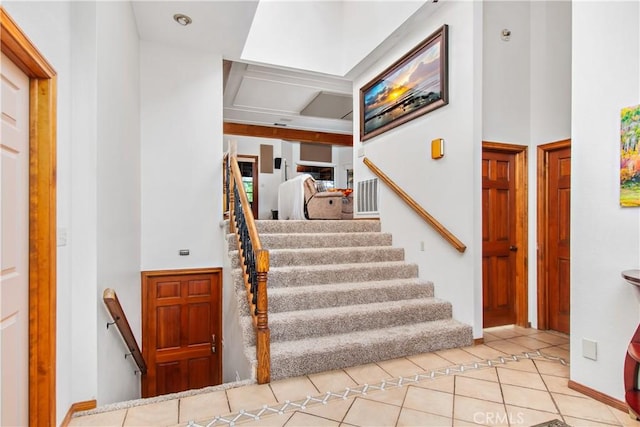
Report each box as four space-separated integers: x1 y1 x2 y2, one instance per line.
95 1 142 405
571 1 640 401
140 41 224 271
483 1 572 327
353 1 483 336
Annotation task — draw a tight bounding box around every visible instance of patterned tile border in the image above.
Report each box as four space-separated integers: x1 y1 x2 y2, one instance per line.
187 350 568 427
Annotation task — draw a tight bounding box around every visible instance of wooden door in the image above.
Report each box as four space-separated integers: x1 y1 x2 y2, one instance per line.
482 150 517 327
547 146 571 333
142 268 222 398
1 52 30 426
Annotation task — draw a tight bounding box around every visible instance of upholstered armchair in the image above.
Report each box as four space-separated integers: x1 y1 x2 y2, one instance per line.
303 177 343 220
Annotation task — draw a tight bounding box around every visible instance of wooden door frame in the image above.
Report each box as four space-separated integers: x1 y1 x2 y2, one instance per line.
482 141 529 327
536 139 571 330
1 7 57 426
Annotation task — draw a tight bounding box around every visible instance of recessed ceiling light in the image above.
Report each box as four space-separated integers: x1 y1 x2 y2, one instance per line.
173 14 192 26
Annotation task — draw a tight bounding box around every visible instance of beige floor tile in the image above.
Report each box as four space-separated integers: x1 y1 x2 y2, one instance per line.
413 375 455 394
270 376 320 403
227 383 278 413
552 393 620 424
283 411 340 426
482 333 500 343
455 376 503 403
539 346 570 360
494 358 538 373
453 395 508 426
300 397 355 422
435 348 483 365
309 370 358 394
558 343 571 351
375 357 422 378
461 345 507 360
562 416 621 426
452 418 488 426
496 366 547 390
511 326 541 336
534 360 569 378
361 385 408 406
501 384 557 413
529 332 570 346
178 390 230 423
610 407 640 426
235 412 292 426
457 367 499 383
482 326 521 339
396 407 453 426
484 341 532 355
342 397 401 426
541 375 585 398
69 409 127 426
504 405 563 427
124 400 179 426
344 363 390 385
403 386 453 418
506 336 554 350
407 352 454 371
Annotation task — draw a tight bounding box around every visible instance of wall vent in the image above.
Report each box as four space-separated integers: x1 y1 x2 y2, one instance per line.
357 178 379 214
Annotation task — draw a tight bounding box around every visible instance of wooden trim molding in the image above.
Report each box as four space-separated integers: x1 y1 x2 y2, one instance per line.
474 338 485 345
536 139 571 330
1 7 58 426
224 122 353 147
568 380 628 413
60 400 97 427
482 142 529 328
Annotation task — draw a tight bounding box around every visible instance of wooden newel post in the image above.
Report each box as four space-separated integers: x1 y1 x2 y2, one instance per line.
255 249 270 384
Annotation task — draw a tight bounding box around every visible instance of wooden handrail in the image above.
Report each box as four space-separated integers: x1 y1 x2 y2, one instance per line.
228 153 271 384
363 157 467 253
102 288 147 374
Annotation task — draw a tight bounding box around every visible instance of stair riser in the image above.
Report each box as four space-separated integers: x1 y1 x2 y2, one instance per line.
258 234 394 250
269 284 434 313
264 301 453 344
270 326 473 380
255 220 381 234
228 247 405 269
268 264 419 287
222 220 381 235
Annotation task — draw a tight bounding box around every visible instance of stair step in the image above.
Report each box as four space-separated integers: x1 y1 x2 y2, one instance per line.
268 261 418 288
268 279 434 313
265 298 453 343
229 246 405 268
256 232 393 250
265 318 473 380
255 219 381 234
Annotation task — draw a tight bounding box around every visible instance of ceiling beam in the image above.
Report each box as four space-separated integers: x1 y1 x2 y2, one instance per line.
223 122 353 147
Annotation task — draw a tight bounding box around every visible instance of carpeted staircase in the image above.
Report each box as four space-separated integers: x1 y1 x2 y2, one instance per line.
227 219 472 381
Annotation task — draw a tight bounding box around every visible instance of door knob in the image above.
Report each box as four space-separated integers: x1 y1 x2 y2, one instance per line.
509 245 518 252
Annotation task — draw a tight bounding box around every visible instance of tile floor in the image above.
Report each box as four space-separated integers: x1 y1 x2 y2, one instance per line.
70 326 640 427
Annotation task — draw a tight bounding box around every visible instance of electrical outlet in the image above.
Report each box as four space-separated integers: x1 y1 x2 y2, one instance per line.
583 338 597 360
57 228 67 247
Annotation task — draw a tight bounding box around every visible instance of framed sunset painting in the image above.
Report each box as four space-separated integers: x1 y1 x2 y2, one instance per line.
621 104 640 206
360 24 448 141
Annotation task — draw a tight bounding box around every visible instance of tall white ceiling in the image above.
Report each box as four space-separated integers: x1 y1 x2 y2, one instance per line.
131 0 435 134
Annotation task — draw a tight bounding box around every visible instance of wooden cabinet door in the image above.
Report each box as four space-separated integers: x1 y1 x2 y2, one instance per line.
142 269 222 398
482 150 517 327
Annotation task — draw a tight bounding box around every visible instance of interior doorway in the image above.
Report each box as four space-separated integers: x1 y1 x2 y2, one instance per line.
482 142 528 328
237 155 259 219
537 140 571 334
